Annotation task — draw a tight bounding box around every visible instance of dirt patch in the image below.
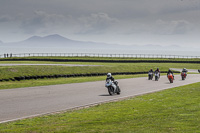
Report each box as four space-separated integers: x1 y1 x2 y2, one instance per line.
8 68 18 72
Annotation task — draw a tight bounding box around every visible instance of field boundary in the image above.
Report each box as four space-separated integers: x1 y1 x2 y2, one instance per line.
1 53 200 59
1 58 200 63
0 71 179 82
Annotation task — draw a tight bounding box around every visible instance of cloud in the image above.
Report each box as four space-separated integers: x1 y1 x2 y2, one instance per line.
0 15 12 23
76 13 118 34
0 0 200 46
159 0 200 15
154 19 192 35
20 11 67 34
19 11 118 35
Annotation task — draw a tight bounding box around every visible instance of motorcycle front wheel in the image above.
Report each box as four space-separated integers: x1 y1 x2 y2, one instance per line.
108 87 114 95
148 75 152 80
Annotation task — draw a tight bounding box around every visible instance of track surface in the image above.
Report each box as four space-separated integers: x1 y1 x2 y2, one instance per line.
171 68 199 73
0 74 200 123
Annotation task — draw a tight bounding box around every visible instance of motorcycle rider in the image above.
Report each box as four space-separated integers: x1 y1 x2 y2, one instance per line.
167 68 174 79
105 73 120 94
182 68 188 76
182 68 188 73
155 68 160 73
106 73 115 82
154 68 160 77
148 69 154 79
106 73 118 90
149 69 153 73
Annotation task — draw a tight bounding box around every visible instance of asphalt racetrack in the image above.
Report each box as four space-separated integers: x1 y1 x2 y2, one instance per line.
0 73 200 123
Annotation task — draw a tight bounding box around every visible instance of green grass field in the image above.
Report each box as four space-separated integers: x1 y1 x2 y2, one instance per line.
0 61 200 79
0 57 200 90
0 82 199 132
0 74 147 90
0 57 200 132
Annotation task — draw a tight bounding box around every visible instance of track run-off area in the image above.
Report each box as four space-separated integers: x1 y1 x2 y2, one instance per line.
0 70 200 123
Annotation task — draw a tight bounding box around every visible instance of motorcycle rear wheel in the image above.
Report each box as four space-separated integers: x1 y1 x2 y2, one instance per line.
117 86 121 95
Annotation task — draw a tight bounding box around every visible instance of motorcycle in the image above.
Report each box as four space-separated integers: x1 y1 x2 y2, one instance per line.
181 72 187 80
168 73 174 83
154 71 160 81
105 79 121 95
148 72 153 80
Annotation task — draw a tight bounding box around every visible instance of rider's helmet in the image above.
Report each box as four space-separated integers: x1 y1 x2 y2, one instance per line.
151 69 153 71
169 68 171 71
157 68 159 70
107 73 112 78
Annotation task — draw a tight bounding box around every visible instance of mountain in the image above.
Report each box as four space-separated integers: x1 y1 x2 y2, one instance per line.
1 34 186 51
24 34 73 44
139 44 181 50
16 34 85 47
3 34 117 48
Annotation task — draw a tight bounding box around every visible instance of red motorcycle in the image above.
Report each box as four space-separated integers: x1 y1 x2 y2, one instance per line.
168 73 174 83
181 72 187 80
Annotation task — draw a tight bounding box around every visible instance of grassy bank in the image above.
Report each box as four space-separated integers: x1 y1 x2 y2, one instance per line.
0 74 147 90
0 58 200 89
1 82 199 132
0 62 200 80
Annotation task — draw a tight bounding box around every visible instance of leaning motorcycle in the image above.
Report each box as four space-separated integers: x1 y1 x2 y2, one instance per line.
148 72 153 80
181 72 187 80
105 79 121 95
154 71 160 81
168 73 174 83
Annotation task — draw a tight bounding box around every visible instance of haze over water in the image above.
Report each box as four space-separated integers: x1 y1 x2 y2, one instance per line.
1 47 200 57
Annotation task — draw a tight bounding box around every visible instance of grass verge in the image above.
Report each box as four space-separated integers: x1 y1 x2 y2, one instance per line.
0 82 199 132
0 61 199 80
0 59 199 89
0 74 147 90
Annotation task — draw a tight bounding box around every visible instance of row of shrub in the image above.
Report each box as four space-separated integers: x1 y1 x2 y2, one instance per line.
0 71 176 82
1 58 200 63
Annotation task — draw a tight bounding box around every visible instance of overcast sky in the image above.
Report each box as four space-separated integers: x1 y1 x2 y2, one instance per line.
0 0 200 47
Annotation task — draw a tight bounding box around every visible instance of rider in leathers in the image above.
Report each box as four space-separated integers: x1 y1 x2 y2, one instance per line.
167 69 174 79
154 68 160 77
149 69 153 73
182 68 188 73
182 68 188 76
106 73 118 91
149 69 154 78
106 73 115 82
